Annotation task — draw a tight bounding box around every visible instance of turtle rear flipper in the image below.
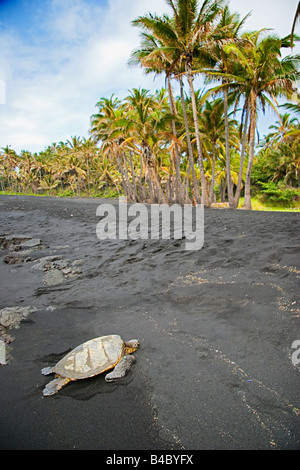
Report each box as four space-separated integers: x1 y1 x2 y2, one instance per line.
105 355 136 382
43 377 71 396
41 366 53 376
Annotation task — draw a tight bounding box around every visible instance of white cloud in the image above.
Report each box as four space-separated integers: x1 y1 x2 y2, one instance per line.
0 0 171 153
229 0 299 37
0 80 5 104
44 0 104 43
0 0 299 153
9 132 48 150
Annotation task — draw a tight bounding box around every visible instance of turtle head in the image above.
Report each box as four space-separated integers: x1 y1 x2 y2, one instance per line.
124 339 140 354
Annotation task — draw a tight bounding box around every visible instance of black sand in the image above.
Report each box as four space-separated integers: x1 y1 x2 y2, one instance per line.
0 195 299 450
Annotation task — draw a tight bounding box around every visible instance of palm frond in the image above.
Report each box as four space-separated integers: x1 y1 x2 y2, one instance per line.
291 1 300 46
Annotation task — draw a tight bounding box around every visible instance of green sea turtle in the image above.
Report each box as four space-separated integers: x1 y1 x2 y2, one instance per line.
41 335 139 396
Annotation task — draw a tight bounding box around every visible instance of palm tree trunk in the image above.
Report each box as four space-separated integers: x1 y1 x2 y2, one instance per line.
234 102 250 209
223 85 234 207
137 152 147 200
220 179 226 202
209 143 216 204
167 76 182 204
122 151 137 202
185 163 192 202
243 94 257 210
142 142 167 204
179 76 200 203
86 157 91 195
129 150 141 202
186 64 209 207
139 152 143 187
116 151 132 201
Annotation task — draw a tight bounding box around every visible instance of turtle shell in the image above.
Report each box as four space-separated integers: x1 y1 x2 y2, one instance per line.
52 335 125 380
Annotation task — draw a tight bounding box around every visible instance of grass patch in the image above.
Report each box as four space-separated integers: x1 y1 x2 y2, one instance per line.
0 188 123 199
238 197 300 212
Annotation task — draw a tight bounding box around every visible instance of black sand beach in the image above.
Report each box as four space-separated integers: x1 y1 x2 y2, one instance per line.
0 195 299 450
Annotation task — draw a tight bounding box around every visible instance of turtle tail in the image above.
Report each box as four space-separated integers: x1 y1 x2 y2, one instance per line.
43 377 71 396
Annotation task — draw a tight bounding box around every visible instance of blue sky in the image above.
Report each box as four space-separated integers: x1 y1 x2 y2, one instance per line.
0 0 299 154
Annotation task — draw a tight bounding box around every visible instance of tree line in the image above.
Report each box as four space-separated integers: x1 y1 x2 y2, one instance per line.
1 0 299 209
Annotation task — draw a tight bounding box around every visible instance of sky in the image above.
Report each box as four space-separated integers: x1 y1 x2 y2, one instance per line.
0 0 299 154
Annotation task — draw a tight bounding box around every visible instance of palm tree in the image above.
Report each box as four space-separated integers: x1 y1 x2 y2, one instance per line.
273 144 300 187
205 6 250 207
207 31 300 209
91 88 173 203
167 0 224 207
90 95 130 196
94 155 122 194
199 97 239 203
130 31 200 203
18 150 42 193
129 31 184 203
256 125 300 188
267 113 299 146
1 145 18 189
265 113 300 187
123 87 169 203
65 136 82 150
90 95 122 142
178 77 201 203
79 137 98 195
132 0 225 206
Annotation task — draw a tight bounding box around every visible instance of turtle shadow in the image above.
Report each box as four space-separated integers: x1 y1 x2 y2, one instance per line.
55 371 134 400
20 350 73 400
37 349 72 365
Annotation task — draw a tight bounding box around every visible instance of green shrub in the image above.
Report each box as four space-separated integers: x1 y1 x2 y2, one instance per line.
258 182 300 206
57 188 75 197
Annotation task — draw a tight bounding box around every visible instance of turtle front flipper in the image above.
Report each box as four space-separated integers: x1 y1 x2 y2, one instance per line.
105 355 136 382
43 377 71 396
